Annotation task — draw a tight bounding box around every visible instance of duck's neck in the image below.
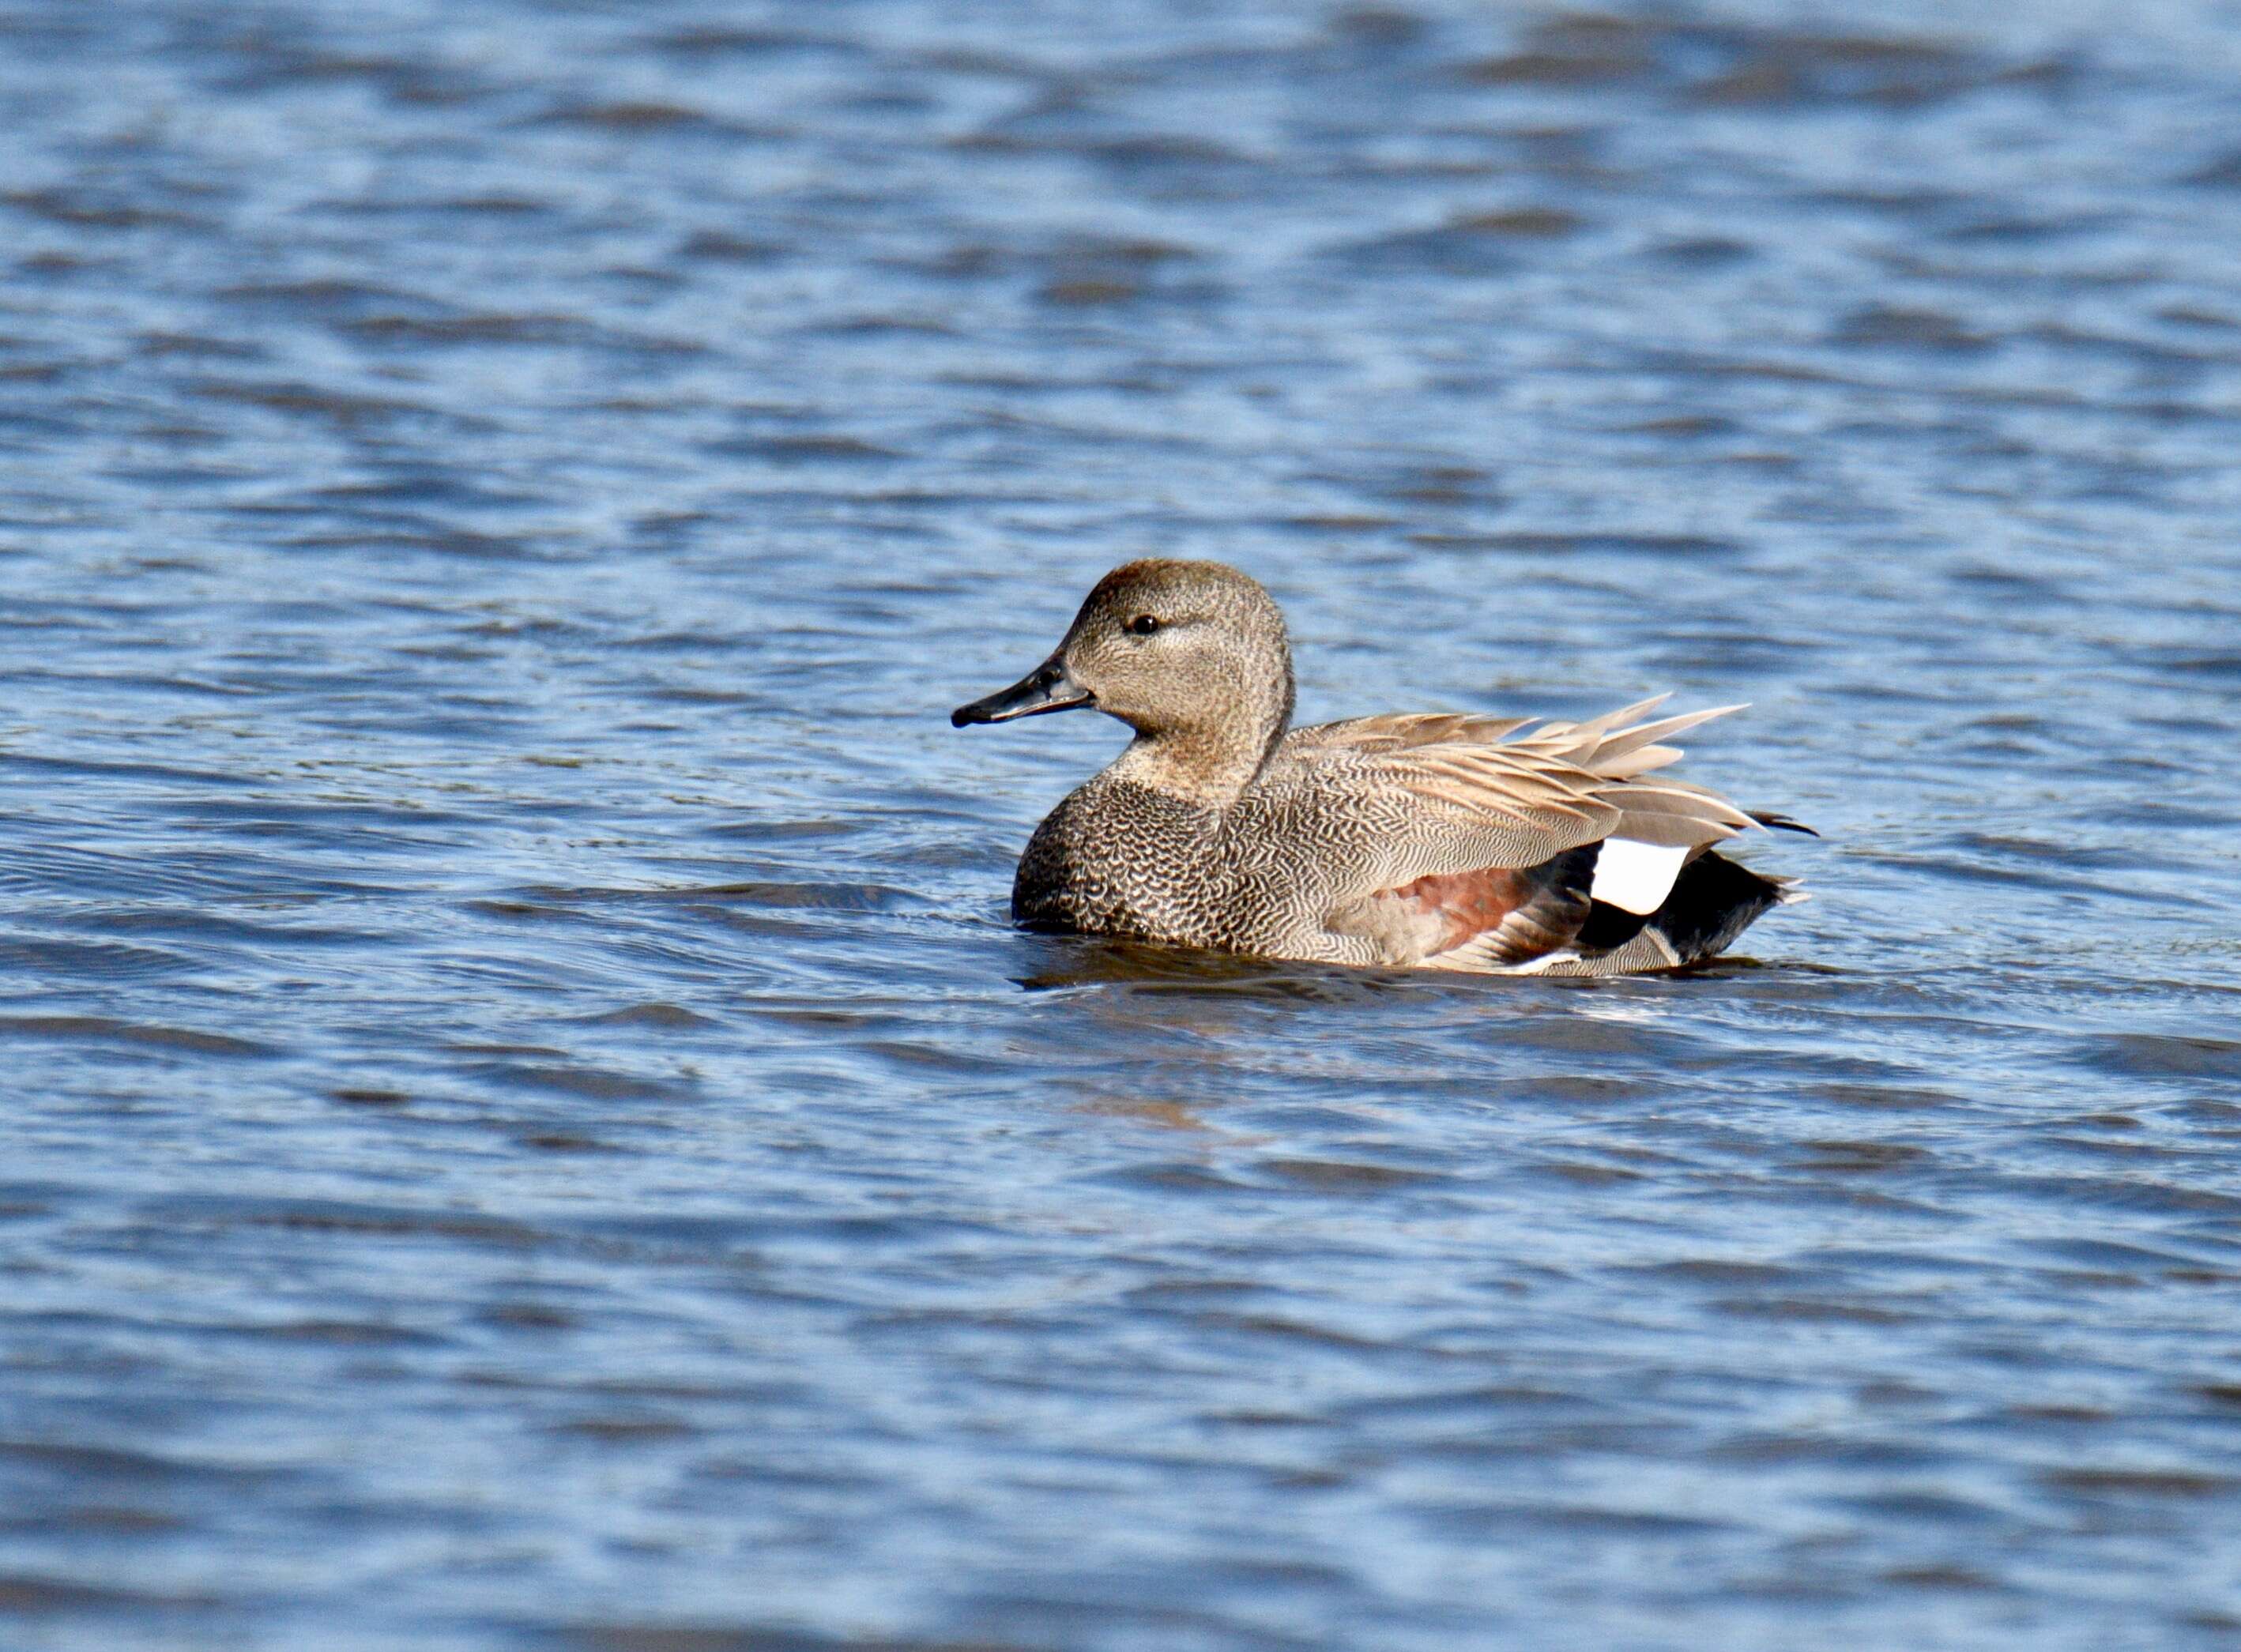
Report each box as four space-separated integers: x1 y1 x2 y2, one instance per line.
1109 675 1294 807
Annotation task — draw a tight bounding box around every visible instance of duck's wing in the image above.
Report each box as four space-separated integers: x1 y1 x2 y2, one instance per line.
1278 698 1767 970
1282 711 1542 754
1284 696 1758 862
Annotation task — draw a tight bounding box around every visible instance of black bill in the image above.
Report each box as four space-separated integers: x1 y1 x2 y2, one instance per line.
951 656 1094 727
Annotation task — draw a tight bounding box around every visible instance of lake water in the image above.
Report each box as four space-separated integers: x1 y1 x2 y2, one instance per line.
5 1 2241 1647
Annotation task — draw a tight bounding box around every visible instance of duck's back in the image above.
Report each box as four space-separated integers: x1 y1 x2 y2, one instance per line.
1243 713 1799 973
1004 701 1800 975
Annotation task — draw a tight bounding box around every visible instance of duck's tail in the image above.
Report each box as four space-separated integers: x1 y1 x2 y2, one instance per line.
1569 849 1797 972
1499 846 1796 977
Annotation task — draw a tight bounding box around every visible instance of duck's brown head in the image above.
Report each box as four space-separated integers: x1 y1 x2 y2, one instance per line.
951 559 1296 800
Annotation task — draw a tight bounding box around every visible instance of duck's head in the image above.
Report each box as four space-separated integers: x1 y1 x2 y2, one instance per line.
952 559 1296 796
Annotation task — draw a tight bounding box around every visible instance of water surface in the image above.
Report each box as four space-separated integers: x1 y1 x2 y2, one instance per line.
5 1 2241 1647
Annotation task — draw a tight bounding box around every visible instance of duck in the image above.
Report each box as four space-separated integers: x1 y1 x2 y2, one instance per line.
951 559 1809 976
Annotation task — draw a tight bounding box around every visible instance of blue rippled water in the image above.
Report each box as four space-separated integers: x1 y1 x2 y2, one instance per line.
5 2 2241 1647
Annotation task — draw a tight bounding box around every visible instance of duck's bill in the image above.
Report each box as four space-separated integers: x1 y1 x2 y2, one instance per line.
951 657 1095 727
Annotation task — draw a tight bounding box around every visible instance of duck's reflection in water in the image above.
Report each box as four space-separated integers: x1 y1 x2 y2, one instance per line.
1012 932 1515 1002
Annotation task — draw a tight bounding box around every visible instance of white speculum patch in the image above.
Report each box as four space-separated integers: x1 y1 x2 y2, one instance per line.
1589 837 1690 916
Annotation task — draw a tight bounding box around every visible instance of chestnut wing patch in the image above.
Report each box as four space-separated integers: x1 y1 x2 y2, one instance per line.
1372 846 1598 969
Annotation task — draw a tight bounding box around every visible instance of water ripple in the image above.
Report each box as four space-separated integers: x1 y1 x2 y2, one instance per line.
2 1 2240 1648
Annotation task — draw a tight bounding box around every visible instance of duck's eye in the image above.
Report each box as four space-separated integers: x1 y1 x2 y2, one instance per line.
1126 615 1162 637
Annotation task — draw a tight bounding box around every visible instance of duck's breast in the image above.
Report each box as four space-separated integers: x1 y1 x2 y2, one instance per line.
1011 779 1226 945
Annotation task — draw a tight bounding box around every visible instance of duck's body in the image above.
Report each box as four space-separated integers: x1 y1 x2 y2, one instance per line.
955 560 1805 977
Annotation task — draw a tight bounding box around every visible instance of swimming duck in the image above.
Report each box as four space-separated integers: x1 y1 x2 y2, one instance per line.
952 559 1807 976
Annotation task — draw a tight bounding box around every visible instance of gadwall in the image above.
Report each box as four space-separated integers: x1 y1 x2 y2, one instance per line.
953 559 1808 976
